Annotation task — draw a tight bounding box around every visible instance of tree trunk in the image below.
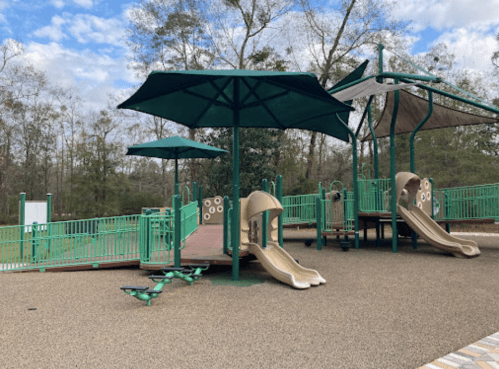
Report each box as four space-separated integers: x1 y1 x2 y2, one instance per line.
305 131 317 179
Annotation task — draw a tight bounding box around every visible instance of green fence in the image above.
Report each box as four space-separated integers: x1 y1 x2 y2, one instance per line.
282 193 317 225
433 183 499 221
1 200 200 272
357 178 391 213
0 214 141 272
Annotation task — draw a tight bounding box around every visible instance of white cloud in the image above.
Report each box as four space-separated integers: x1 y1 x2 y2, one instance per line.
72 0 95 9
393 0 499 31
432 28 498 72
68 14 124 46
32 13 125 47
50 0 65 9
32 15 67 42
19 41 141 111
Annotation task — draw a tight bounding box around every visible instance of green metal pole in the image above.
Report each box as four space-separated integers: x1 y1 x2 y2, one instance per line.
193 182 197 202
47 193 52 253
31 221 38 263
378 43 384 76
390 80 400 253
198 185 203 225
367 105 381 247
175 158 179 197
145 209 151 262
262 179 268 249
223 196 229 255
19 193 26 260
409 91 433 250
174 195 181 268
231 77 240 281
276 175 283 247
410 92 433 174
336 114 360 249
316 197 322 251
429 178 435 220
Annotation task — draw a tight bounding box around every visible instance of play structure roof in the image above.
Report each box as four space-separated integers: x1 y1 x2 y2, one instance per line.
363 89 499 140
117 69 355 142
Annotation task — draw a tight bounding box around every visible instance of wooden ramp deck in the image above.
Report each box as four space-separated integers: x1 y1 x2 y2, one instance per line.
142 224 248 270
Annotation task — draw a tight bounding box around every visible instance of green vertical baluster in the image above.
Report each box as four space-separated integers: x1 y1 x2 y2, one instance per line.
174 195 181 268
31 221 38 264
316 197 322 250
198 185 203 225
145 209 151 262
262 179 268 249
46 193 52 255
223 196 229 255
276 175 283 248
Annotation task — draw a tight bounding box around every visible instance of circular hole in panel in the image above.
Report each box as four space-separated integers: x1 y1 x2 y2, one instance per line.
418 202 422 208
209 207 215 214
425 181 429 189
421 193 426 201
427 192 431 200
214 197 221 205
204 200 211 207
217 206 223 213
204 213 210 220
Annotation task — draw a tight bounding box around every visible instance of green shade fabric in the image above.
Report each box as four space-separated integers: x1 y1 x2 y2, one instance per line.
117 69 355 142
126 135 227 160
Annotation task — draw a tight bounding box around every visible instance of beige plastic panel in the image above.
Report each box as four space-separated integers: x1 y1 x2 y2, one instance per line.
202 196 224 224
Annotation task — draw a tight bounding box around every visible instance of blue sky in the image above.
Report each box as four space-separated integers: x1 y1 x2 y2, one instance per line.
1 0 498 111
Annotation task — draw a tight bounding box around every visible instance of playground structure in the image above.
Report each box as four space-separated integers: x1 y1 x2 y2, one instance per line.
2 43 499 284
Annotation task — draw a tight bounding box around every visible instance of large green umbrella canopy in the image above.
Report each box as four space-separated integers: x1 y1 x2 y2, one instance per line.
118 69 355 280
126 135 227 196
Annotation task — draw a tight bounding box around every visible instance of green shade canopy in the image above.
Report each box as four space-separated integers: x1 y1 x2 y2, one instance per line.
117 69 355 142
126 135 227 160
126 135 227 196
118 69 355 281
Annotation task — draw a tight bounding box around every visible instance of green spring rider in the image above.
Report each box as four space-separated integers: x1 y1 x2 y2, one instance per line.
120 264 210 306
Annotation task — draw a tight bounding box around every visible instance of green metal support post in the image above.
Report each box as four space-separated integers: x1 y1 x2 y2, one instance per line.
145 209 151 262
276 175 283 247
262 179 268 249
390 79 400 253
367 104 381 247
174 195 181 268
231 77 240 281
316 197 322 250
193 182 197 202
409 91 433 249
223 196 229 255
336 115 360 249
198 185 203 225
19 193 25 260
47 193 52 253
175 159 179 197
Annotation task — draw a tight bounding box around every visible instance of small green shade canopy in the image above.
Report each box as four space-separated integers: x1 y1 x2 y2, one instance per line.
117 69 355 142
126 135 227 160
126 135 227 196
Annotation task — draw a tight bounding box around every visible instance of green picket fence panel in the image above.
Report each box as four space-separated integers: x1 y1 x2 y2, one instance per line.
179 201 198 245
433 183 499 221
357 178 391 213
282 193 317 225
0 215 141 272
140 211 173 265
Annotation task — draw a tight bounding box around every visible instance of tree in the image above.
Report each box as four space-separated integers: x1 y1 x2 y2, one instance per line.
297 0 408 180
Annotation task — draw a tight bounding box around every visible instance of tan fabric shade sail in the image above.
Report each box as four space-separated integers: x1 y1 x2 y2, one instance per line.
363 89 499 141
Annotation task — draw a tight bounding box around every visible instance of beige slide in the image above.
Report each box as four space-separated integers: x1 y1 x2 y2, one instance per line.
240 191 326 289
396 172 480 258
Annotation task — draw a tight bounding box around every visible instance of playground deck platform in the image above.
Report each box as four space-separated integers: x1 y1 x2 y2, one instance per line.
142 224 247 270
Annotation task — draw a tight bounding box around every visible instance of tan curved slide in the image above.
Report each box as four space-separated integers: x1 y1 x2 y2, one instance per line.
247 241 326 289
398 205 480 258
240 191 326 289
395 172 480 258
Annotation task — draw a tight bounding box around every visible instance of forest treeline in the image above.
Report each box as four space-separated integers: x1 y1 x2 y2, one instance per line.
1 0 499 224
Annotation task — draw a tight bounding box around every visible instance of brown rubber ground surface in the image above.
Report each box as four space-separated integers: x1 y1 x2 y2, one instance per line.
1 230 499 369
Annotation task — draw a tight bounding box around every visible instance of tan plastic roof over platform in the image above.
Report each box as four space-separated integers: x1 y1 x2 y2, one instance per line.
363 89 499 140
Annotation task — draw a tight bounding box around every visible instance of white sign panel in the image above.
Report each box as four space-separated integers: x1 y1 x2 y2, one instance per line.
23 201 47 232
